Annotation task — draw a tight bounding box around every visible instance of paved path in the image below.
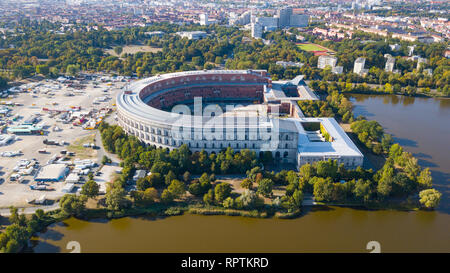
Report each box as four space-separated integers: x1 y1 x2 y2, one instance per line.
0 203 60 216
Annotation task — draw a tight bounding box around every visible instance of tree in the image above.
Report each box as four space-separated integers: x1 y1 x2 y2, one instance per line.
214 183 232 204
235 190 263 209
81 180 100 198
131 188 158 207
167 179 186 198
299 163 315 180
165 170 177 186
377 166 394 199
419 189 442 209
283 189 303 212
203 189 215 205
66 64 80 76
223 197 235 208
257 178 274 197
59 194 87 216
0 224 30 253
148 172 164 188
136 177 151 191
240 178 253 190
316 159 338 179
101 155 112 165
105 187 128 211
183 171 191 182
417 168 433 190
161 189 174 203
188 182 203 196
313 177 334 202
114 46 123 56
353 179 372 203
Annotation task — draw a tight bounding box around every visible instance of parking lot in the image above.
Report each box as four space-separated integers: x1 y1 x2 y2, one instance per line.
0 75 127 207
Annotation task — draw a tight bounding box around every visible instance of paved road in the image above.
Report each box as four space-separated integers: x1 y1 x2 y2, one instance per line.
0 203 60 216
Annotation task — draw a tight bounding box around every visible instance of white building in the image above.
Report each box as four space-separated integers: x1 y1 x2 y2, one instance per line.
176 31 207 40
385 57 395 72
318 55 338 69
353 57 368 75
276 61 304 68
417 57 428 70
251 22 263 39
200 14 209 26
332 66 344 74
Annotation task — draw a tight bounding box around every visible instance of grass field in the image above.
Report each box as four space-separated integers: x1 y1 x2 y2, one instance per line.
297 43 332 52
67 133 97 159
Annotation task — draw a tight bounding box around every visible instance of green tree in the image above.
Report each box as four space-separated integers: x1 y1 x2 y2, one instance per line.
114 46 123 56
417 168 433 190
183 171 191 182
419 189 442 209
161 189 174 203
105 187 128 211
214 183 232 204
240 178 253 190
257 178 274 197
203 189 215 205
59 194 87 216
165 170 177 186
81 180 100 198
167 179 186 198
353 179 372 203
313 177 334 202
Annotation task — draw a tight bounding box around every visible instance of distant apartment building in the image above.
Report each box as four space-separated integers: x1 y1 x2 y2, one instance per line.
277 7 309 28
332 66 344 74
277 7 292 28
318 55 338 69
290 14 309 28
145 31 164 38
276 61 304 68
353 57 368 75
385 57 395 72
417 57 428 70
230 11 251 26
251 22 263 39
256 16 278 31
408 45 415 56
389 44 401 51
200 14 209 26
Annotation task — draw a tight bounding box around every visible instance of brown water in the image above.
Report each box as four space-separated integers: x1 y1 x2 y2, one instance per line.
32 94 450 253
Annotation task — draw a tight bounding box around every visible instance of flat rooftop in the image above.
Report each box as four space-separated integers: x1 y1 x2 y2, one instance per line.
291 118 363 157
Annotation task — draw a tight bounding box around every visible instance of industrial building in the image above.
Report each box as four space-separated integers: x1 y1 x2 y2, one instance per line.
34 164 68 182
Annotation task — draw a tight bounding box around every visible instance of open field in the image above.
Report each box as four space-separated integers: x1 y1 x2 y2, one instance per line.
297 43 334 52
105 45 163 57
67 134 97 159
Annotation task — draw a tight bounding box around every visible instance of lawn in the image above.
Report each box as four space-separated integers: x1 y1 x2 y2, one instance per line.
297 43 331 52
